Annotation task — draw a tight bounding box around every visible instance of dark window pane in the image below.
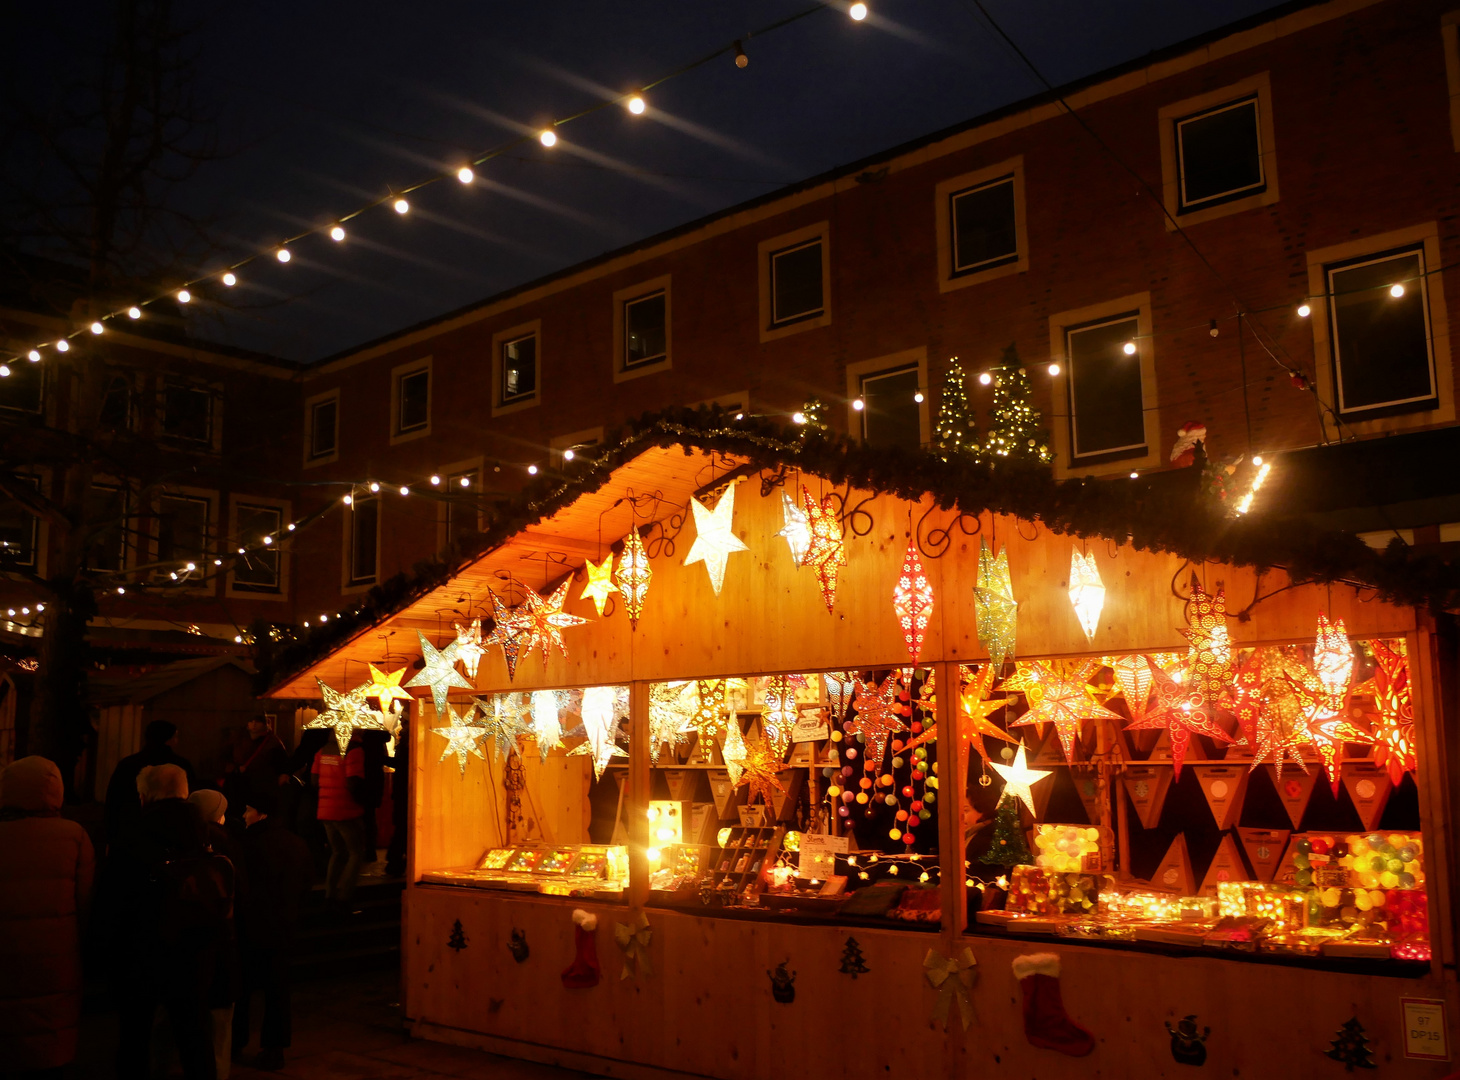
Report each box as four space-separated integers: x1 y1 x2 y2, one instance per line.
1330 251 1433 414
85 485 127 571
311 399 338 458
351 498 378 584
1178 98 1263 209
0 362 44 413
860 367 922 450
157 495 209 567
399 370 429 432
99 377 130 430
502 336 537 402
951 176 1017 274
445 471 479 549
771 241 823 325
0 476 40 568
161 385 212 443
1067 317 1145 458
625 292 667 367
233 504 282 591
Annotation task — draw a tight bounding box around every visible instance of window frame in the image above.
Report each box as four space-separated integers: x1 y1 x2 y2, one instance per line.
342 493 381 593
226 494 291 601
613 276 672 383
303 388 340 467
0 471 46 574
149 485 218 593
390 357 432 445
845 349 929 448
156 378 221 452
86 480 133 574
1327 248 1437 417
1158 73 1279 230
491 319 542 417
757 222 831 343
1047 293 1162 478
934 156 1028 293
0 358 47 416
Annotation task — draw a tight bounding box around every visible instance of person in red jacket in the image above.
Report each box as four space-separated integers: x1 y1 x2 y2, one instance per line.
312 737 367 910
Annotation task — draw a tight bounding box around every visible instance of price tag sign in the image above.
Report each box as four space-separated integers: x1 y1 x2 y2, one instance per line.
1401 998 1449 1061
792 709 830 743
799 833 849 878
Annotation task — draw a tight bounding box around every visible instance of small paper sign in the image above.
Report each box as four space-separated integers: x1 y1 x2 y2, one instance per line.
1341 763 1394 832
1071 772 1104 826
792 712 830 743
1123 765 1174 830
800 833 849 878
1198 833 1245 895
1237 827 1290 883
1150 834 1195 895
1267 766 1319 830
1194 765 1250 831
1402 998 1449 1061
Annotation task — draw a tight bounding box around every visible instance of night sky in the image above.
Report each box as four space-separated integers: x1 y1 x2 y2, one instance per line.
18 1 1281 362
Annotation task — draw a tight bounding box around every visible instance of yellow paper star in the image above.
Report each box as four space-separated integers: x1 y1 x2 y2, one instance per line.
431 702 486 775
579 555 618 617
734 738 786 808
308 678 390 753
1009 667 1123 763
974 539 1017 670
683 480 749 595
957 664 1016 765
988 743 1052 816
364 664 412 713
1178 581 1235 704
801 487 846 613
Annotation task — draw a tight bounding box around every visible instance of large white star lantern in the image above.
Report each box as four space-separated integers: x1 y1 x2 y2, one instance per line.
683 479 749 595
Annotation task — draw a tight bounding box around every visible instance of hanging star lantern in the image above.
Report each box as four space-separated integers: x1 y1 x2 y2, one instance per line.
1306 710 1374 791
470 693 532 762
364 664 413 714
759 675 806 758
988 743 1052 816
721 715 749 786
308 679 391 753
1241 649 1318 777
801 487 847 613
431 702 487 775
893 539 935 664
683 479 748 595
1178 581 1235 704
1068 549 1105 643
777 490 811 567
579 555 619 617
570 685 630 779
822 671 856 721
648 681 696 764
485 590 530 680
453 619 487 680
1312 613 1354 714
974 539 1017 670
406 631 474 714
1107 654 1154 721
530 689 569 761
955 663 1017 765
614 528 652 628
1358 640 1415 785
1009 667 1123 763
846 673 905 772
688 679 729 749
1127 658 1233 778
1230 649 1265 751
516 581 588 670
734 738 786 808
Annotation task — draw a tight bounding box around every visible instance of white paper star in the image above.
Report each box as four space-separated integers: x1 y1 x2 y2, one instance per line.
431 702 486 774
453 619 487 680
683 480 749 595
531 689 569 762
988 743 1052 817
568 685 630 779
1068 549 1105 643
406 631 474 714
308 678 391 753
776 490 811 567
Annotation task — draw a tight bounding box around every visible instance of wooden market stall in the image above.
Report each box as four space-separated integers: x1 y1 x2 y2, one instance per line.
268 412 1460 1078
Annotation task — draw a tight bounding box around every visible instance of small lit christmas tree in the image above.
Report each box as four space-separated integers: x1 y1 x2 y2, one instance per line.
839 936 871 978
979 792 1033 869
983 344 1052 465
1324 1018 1377 1071
933 359 983 462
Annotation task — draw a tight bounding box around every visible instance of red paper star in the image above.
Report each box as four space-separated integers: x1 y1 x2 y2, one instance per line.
1244 648 1317 778
801 487 846 614
1126 658 1232 778
846 673 904 772
1358 640 1415 786
1009 664 1122 763
893 540 934 664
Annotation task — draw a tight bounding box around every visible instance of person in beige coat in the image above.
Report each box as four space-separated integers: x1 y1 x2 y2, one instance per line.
0 755 96 1077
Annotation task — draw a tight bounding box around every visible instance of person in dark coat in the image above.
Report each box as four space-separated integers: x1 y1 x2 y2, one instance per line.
104 720 199 852
0 756 95 1079
190 789 242 1079
230 786 311 1072
221 717 286 820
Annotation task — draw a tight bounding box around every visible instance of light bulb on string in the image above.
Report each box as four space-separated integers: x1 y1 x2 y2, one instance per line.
55 340 70 353
1130 471 1139 479
330 225 346 242
1047 363 1060 376
399 486 409 496
262 536 273 545
0 366 9 378
457 166 474 183
222 272 237 287
127 307 141 320
849 2 868 19
851 398 865 411
176 290 191 304
539 129 557 147
1297 303 1311 317
733 41 748 67
627 95 646 115
343 494 353 506
1390 283 1405 298
286 523 295 532
527 464 538 475
368 481 380 493
429 475 440 486
90 322 104 335
1122 341 1137 355
276 248 291 262
393 198 410 214
978 372 992 385
913 390 924 403
458 475 470 487
563 448 575 461
27 350 40 361
1252 455 1263 466
792 411 807 424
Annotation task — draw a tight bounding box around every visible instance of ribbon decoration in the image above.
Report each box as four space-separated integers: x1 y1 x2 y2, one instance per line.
924 946 977 1030
614 911 654 980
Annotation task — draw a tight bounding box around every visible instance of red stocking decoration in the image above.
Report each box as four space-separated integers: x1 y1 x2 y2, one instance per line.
1011 953 1094 1057
561 909 601 989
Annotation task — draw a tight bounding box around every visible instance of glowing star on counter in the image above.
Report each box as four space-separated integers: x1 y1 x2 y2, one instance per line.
363 664 413 714
1126 659 1233 779
1358 639 1415 786
470 693 532 762
1312 613 1354 713
648 681 696 764
570 685 630 779
484 590 530 680
721 715 749 786
405 632 475 715
683 480 749 595
1008 666 1123 763
530 689 569 761
777 490 811 567
974 539 1017 671
759 674 806 758
431 702 487 775
893 539 935 665
1068 549 1106 643
1107 653 1155 721
801 486 846 613
988 743 1052 817
689 679 729 747
846 673 905 772
733 738 786 808
822 671 856 721
308 678 390 754
578 555 619 617
453 619 487 680
1178 581 1235 704
614 528 652 629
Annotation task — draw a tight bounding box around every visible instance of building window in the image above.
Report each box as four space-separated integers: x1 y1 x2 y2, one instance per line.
770 240 824 327
1328 248 1435 416
1066 315 1146 460
85 484 129 572
348 496 379 586
859 365 923 450
951 174 1018 275
397 367 430 435
232 503 283 593
624 291 667 369
0 476 40 569
99 376 132 430
1176 96 1264 212
501 334 537 404
444 470 479 550
0 362 44 414
308 395 338 461
160 383 214 444
156 493 211 570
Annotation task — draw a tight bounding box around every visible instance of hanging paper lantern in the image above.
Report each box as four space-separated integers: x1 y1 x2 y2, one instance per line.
846 674 904 773
530 689 568 762
614 528 652 629
801 486 846 613
1362 640 1415 785
759 675 804 758
453 619 487 680
893 539 935 665
364 663 412 714
721 715 748 786
406 631 474 713
1126 658 1233 778
777 490 811 567
485 590 528 680
648 681 695 764
1107 654 1154 721
988 743 1052 816
579 555 618 616
1178 581 1234 703
308 677 391 753
683 479 749 595
1312 613 1354 713
1067 549 1105 643
431 702 487 775
1009 663 1122 763
974 538 1017 670
689 679 729 748
572 685 630 779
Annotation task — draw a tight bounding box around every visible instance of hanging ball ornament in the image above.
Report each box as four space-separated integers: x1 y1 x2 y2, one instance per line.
827 785 842 798
924 791 936 804
1001 747 1015 762
884 795 898 807
879 773 894 787
859 777 873 790
892 756 905 769
841 765 854 778
889 828 902 841
845 747 858 760
856 792 869 804
917 810 931 822
831 730 843 742
896 809 909 821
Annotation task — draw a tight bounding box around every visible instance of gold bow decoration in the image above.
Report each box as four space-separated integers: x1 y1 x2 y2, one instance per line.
614 910 654 980
923 946 977 1030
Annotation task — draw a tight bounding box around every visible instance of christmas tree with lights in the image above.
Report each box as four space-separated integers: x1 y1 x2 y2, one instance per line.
933 359 983 462
983 344 1052 465
979 792 1033 869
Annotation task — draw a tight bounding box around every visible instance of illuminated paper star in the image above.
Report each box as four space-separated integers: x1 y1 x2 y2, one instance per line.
846 673 905 772
1312 613 1354 713
569 685 630 779
613 528 652 629
1068 549 1105 643
689 679 729 748
530 689 569 761
734 738 786 808
1126 658 1232 778
893 540 935 664
955 663 1016 766
579 555 618 617
485 590 530 680
802 487 846 613
649 681 695 764
470 693 532 762
431 702 486 775
364 664 412 714
453 619 487 680
1306 710 1373 791
1009 666 1122 763
1106 654 1155 721
308 678 390 753
1178 582 1234 704
822 671 856 721
1240 648 1316 777
683 480 748 595
759 675 805 758
1357 639 1414 786
517 581 589 670
721 716 748 786
974 539 1017 670
405 632 474 714
777 490 811 567
988 743 1052 817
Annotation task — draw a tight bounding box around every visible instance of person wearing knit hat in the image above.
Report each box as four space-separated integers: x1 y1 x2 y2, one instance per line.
0 756 96 1075
189 789 242 1079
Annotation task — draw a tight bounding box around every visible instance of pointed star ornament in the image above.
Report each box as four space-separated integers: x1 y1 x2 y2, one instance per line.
1126 658 1233 778
614 528 653 629
530 689 570 761
734 738 786 808
1178 581 1235 704
683 480 749 595
471 693 532 762
569 685 630 779
517 581 589 670
1107 654 1155 721
648 681 696 764
801 486 846 613
988 743 1052 817
759 675 806 758
1009 665 1123 763
956 663 1017 766
1356 639 1415 785
364 664 413 714
846 673 905 773
308 678 391 753
974 539 1017 671
689 679 729 749
822 671 856 721
1238 648 1316 777
893 540 935 664
1312 613 1354 714
721 715 749 786
1068 549 1105 643
453 619 487 680
485 590 531 680
405 632 474 715
431 702 487 775
777 490 811 567
579 555 618 617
